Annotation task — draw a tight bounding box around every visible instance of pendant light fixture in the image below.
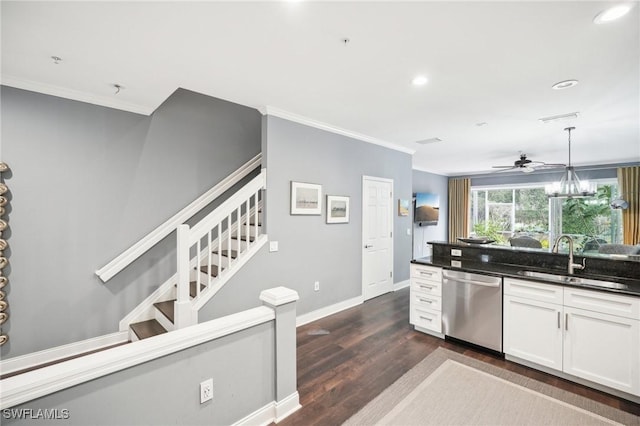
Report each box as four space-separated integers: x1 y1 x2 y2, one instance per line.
545 127 596 198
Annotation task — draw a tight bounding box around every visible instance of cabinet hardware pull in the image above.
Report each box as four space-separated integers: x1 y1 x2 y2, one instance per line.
419 284 434 290
419 316 433 322
420 271 434 276
419 298 433 303
557 311 561 329
565 313 568 331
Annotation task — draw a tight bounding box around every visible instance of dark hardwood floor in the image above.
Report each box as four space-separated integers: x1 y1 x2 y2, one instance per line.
279 287 640 426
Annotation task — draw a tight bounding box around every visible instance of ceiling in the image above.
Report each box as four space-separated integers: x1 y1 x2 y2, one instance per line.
2 1 639 176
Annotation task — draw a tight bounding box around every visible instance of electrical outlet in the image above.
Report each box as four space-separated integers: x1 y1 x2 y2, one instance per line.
314 281 320 291
200 379 213 404
269 241 279 252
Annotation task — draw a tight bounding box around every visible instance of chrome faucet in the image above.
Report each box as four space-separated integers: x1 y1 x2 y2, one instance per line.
552 235 585 274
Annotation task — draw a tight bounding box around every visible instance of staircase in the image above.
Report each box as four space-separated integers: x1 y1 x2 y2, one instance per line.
127 169 267 341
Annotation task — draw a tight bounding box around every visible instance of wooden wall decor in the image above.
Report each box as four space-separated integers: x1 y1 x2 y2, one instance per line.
0 162 9 346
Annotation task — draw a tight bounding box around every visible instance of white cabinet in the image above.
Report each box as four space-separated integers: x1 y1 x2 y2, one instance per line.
563 291 640 395
504 278 640 397
410 264 443 338
504 295 563 370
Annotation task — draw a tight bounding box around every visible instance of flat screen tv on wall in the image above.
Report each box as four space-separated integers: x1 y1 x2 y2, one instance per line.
414 193 439 225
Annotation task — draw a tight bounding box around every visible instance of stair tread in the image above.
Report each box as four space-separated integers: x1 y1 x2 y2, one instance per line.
130 319 167 340
212 249 238 259
190 281 206 298
199 264 222 276
231 235 256 242
154 300 175 323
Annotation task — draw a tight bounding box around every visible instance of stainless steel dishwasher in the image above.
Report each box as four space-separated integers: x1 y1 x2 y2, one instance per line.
442 269 503 352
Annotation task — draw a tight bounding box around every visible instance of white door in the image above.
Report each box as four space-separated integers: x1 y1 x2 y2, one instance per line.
362 176 393 300
563 306 640 395
503 295 563 371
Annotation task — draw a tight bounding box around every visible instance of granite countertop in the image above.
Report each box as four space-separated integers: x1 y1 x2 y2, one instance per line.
412 256 640 297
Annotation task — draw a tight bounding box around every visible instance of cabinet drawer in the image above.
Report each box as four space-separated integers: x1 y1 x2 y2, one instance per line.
564 288 640 320
411 307 442 333
411 278 442 297
504 278 563 305
410 292 442 312
411 264 442 282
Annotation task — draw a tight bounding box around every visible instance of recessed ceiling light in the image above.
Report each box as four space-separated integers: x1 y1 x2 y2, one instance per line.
552 79 579 90
415 137 442 145
51 56 62 64
539 112 579 124
412 75 428 86
593 4 632 24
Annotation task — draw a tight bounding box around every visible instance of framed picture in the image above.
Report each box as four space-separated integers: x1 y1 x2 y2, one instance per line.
291 181 322 215
326 195 350 224
398 199 410 216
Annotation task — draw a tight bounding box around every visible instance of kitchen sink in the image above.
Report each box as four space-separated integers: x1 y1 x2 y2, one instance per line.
517 270 626 290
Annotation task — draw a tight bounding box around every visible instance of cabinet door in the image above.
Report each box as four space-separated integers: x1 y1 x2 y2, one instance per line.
563 306 640 396
504 295 563 371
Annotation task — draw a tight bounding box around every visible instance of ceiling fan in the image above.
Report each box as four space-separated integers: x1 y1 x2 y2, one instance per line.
492 153 565 173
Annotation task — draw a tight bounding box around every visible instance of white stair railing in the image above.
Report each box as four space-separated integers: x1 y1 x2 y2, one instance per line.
96 154 261 283
175 169 266 328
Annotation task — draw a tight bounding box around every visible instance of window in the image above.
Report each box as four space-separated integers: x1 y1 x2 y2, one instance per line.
470 180 621 251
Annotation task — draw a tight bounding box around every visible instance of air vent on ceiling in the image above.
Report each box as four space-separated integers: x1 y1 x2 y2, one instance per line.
539 112 579 124
416 137 442 145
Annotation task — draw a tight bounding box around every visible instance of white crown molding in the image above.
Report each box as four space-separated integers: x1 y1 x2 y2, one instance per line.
412 166 451 176
1 75 155 116
261 106 415 155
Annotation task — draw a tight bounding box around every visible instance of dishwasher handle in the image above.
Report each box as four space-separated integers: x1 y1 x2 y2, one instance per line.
442 276 501 288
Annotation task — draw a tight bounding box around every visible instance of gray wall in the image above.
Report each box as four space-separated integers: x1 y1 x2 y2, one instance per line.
201 116 413 319
0 86 261 357
412 169 448 259
4 322 275 425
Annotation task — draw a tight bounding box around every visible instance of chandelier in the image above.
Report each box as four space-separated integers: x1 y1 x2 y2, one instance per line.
545 127 596 198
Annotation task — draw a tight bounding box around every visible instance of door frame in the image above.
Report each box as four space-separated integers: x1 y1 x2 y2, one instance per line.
361 175 394 300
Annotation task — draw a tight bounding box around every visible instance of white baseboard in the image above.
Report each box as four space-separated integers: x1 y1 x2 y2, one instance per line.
0 331 129 376
232 392 301 426
231 401 275 426
394 279 410 291
296 295 364 327
275 392 301 422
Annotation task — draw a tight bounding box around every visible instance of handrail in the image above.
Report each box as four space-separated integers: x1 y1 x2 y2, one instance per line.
188 171 265 242
176 169 266 328
95 154 262 282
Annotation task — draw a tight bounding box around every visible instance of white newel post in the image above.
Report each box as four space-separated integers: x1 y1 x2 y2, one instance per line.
175 224 195 329
260 286 301 422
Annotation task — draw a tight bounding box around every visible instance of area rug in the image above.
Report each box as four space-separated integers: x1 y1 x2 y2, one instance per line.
344 347 639 426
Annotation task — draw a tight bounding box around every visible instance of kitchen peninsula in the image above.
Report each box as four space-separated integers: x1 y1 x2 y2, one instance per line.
410 241 640 403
